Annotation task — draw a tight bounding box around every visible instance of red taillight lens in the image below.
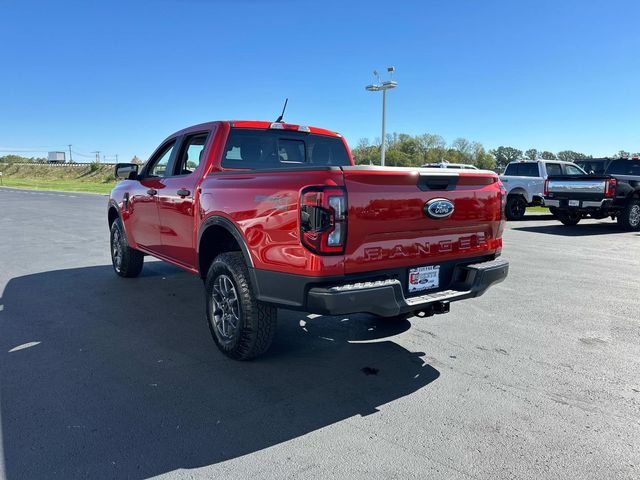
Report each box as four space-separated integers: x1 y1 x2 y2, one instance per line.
543 179 549 196
604 178 617 198
300 188 347 254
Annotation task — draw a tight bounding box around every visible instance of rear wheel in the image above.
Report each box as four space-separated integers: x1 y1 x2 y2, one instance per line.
617 199 640 231
110 218 144 277
205 252 277 360
548 206 559 218
557 211 581 226
506 195 527 220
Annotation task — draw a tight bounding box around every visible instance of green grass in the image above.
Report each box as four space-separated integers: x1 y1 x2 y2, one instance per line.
0 163 118 194
1 177 116 194
527 206 552 213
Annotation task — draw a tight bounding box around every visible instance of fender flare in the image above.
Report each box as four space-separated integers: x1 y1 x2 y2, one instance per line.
507 187 530 204
107 199 121 226
197 215 255 270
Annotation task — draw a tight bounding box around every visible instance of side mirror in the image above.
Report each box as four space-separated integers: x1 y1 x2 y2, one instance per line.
115 163 139 180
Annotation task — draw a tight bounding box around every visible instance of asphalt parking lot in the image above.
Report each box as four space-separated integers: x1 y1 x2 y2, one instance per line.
0 186 638 480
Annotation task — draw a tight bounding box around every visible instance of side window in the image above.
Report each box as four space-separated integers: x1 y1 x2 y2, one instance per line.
147 142 176 177
503 164 517 176
563 164 584 176
545 163 562 176
174 133 209 175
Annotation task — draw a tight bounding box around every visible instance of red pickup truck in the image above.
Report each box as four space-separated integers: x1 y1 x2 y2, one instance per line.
108 120 509 359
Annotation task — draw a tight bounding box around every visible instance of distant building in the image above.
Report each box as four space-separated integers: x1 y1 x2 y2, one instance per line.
47 151 66 163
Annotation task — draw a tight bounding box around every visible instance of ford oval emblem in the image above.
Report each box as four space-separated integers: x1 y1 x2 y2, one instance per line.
424 198 455 219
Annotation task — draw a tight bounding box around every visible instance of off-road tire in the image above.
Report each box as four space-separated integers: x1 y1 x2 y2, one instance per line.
557 211 581 226
548 206 559 218
506 195 527 221
617 199 640 231
205 252 277 360
110 218 144 277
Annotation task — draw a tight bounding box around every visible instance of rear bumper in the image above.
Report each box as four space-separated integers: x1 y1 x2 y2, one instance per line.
545 198 611 209
305 258 509 317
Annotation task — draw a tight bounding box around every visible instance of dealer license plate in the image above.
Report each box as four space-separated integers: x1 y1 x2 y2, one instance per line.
408 265 440 293
568 200 580 207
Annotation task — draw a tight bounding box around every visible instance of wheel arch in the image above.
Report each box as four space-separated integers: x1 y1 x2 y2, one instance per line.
197 216 254 279
507 187 529 202
108 200 120 228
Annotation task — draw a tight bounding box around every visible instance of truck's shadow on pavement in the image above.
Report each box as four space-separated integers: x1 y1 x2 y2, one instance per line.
513 221 628 236
0 262 439 479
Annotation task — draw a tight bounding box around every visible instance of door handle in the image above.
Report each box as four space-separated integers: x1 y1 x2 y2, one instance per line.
177 188 191 198
147 188 157 196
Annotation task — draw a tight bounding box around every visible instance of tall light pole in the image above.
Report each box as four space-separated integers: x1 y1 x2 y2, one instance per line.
366 67 397 166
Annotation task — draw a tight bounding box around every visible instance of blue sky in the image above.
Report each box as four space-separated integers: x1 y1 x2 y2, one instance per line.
1 0 638 162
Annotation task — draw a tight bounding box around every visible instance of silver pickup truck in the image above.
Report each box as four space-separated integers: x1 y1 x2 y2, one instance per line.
499 160 586 220
544 158 640 230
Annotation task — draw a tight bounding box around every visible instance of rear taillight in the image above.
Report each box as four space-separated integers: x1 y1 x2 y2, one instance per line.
604 178 617 198
300 187 347 254
497 182 507 238
543 179 549 196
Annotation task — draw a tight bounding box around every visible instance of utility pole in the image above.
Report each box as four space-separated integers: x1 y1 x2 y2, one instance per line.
92 151 100 163
115 154 118 163
365 67 398 167
68 144 72 163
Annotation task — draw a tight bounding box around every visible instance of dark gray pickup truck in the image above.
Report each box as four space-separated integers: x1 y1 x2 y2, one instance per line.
544 158 640 230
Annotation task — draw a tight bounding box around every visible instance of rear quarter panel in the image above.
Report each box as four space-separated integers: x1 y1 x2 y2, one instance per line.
198 169 346 276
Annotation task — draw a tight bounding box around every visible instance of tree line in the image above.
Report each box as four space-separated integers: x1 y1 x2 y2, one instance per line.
352 133 632 171
0 155 47 163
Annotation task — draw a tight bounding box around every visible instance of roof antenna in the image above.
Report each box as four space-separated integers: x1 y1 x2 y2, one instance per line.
275 98 288 123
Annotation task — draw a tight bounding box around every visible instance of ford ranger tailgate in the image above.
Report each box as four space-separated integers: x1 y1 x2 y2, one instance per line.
341 166 503 274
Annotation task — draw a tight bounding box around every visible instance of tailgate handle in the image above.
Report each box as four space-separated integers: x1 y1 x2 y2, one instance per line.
418 175 458 191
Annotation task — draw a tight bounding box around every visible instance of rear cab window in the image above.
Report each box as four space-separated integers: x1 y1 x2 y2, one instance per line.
562 164 585 176
606 160 640 176
221 128 350 170
545 163 562 176
577 159 612 175
503 164 517 176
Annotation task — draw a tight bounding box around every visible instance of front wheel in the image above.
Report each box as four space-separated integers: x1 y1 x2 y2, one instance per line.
617 199 640 231
557 211 581 226
205 252 277 360
506 195 527 220
110 218 144 277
